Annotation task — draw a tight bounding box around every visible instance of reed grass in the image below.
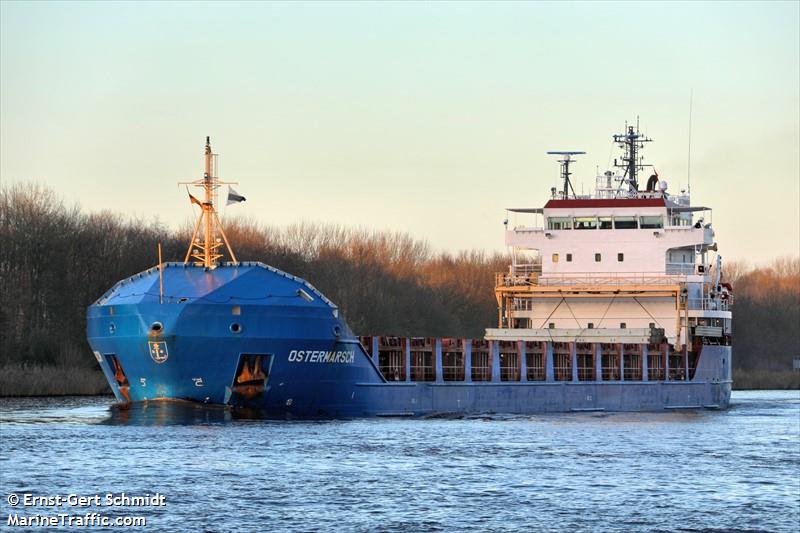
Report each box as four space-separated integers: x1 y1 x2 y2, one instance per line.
0 363 110 397
732 369 800 390
0 362 796 397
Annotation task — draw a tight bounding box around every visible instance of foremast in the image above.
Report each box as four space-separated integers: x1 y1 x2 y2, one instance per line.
180 137 238 268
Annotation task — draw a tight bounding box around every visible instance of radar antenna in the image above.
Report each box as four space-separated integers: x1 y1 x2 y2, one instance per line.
547 151 586 199
612 118 652 193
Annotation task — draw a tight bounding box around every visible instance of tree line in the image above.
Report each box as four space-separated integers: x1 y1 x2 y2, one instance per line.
1 183 797 385
0 183 506 370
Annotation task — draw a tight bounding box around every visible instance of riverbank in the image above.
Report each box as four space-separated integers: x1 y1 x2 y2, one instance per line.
0 364 110 397
733 369 800 390
0 363 796 397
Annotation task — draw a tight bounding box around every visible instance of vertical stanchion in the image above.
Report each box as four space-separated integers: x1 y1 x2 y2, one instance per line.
158 243 164 305
405 338 411 383
595 343 602 382
464 340 473 383
435 338 443 383
571 342 578 382
642 344 649 382
491 341 501 382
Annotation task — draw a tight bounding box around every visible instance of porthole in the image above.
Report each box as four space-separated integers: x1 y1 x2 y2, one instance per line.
332 325 342 337
230 323 242 334
150 321 163 333
109 323 116 335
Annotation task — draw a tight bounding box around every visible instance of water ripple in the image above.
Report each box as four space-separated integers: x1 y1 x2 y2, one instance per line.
1 391 798 532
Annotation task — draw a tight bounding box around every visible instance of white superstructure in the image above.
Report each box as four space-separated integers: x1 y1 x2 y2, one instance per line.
490 124 732 357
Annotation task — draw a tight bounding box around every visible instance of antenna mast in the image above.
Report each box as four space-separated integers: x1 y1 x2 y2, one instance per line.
547 151 586 199
179 137 239 268
612 119 652 193
687 90 693 196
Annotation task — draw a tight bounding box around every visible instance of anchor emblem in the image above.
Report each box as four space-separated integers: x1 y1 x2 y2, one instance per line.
148 341 169 363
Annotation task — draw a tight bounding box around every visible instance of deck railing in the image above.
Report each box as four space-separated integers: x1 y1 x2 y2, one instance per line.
359 336 728 384
687 297 731 312
665 263 698 275
496 271 684 288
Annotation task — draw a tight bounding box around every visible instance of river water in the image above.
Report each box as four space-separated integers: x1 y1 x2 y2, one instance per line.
0 390 798 532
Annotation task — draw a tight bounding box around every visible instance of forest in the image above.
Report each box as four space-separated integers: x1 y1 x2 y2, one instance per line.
1 183 798 395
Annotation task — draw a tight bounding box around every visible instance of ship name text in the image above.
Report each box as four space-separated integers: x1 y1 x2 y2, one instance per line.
288 350 355 364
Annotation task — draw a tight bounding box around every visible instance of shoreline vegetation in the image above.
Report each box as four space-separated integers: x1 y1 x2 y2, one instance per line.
1 183 798 397
0 364 798 398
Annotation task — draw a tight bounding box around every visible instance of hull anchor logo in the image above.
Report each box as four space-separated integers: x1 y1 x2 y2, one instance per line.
148 341 169 363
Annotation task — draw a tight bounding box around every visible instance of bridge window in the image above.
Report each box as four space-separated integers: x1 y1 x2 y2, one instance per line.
614 216 637 229
595 253 601 262
639 215 663 229
548 217 572 230
566 253 572 262
552 253 559 263
617 253 624 262
599 217 613 229
574 217 598 230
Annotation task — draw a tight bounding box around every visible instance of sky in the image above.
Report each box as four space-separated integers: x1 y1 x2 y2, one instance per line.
2 1 798 263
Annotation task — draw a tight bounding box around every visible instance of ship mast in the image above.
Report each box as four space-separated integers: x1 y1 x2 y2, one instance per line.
547 151 585 199
613 119 652 193
180 136 238 268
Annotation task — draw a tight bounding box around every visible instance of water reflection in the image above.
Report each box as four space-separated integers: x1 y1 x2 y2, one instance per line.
103 400 234 426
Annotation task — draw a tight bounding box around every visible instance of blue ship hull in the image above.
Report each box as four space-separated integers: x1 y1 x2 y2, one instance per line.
87 263 731 418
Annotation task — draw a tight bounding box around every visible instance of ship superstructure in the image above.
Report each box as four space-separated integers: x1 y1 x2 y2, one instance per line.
87 126 732 417
492 124 732 387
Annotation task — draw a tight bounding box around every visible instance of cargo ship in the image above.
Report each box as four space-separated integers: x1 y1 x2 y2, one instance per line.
86 126 732 417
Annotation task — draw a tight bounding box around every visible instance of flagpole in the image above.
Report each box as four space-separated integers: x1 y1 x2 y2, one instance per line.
158 242 164 304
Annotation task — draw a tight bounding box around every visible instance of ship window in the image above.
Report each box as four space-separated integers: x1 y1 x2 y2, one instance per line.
587 322 594 329
599 217 613 229
548 217 572 230
230 323 242 333
549 323 555 329
620 322 627 329
617 253 624 262
231 305 241 315
552 253 559 263
566 253 572 262
574 217 598 230
639 215 663 229
614 216 637 229
595 253 601 262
